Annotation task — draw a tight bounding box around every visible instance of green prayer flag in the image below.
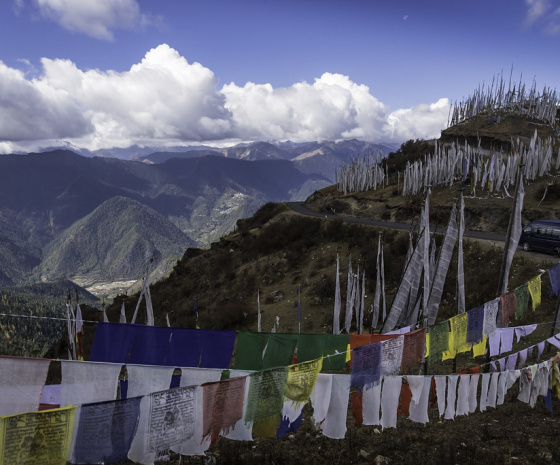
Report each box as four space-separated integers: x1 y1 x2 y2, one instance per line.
297 334 349 371
514 283 530 319
428 320 449 365
233 333 299 371
245 367 288 437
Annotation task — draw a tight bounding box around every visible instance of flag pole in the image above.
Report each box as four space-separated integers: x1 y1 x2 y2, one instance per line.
298 285 301 334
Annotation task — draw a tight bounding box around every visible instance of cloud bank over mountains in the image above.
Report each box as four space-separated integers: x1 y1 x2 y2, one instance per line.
0 44 450 153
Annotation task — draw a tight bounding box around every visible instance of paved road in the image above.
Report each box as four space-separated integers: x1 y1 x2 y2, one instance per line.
286 201 506 243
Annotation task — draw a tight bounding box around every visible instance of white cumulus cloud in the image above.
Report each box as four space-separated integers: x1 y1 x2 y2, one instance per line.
385 98 450 142
34 0 153 40
0 60 92 143
222 73 390 142
41 44 232 148
0 44 451 151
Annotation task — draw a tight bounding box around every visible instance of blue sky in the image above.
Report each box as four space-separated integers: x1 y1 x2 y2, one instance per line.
1 0 559 153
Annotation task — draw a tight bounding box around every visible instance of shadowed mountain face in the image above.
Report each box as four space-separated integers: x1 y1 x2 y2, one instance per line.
0 150 331 286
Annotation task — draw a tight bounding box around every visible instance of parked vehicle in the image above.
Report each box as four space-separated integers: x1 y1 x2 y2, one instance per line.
519 220 560 256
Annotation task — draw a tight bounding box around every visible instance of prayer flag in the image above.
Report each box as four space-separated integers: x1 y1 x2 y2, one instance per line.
549 263 560 296
245 368 288 438
72 397 141 464
202 377 246 444
285 358 323 404
466 305 484 344
297 334 349 371
500 291 518 326
527 275 542 310
427 321 450 365
351 343 381 391
400 328 426 373
233 333 298 371
0 406 75 465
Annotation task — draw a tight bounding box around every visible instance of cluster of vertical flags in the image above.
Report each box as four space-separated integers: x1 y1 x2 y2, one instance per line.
334 179 526 337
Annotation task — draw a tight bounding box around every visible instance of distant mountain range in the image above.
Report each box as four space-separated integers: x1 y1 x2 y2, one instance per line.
0 140 394 290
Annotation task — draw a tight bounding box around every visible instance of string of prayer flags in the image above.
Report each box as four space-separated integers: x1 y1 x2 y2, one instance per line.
233 333 298 371
128 386 204 463
380 376 402 429
277 358 322 438
349 333 399 366
0 356 51 417
444 375 458 420
198 330 237 369
427 321 450 365
351 343 381 391
296 334 349 371
549 263 560 296
527 275 541 310
164 329 208 368
245 367 288 438
514 324 537 343
444 313 469 360
381 336 404 376
179 368 223 389
398 382 412 417
455 375 471 416
90 323 236 369
309 374 332 427
277 400 304 439
126 365 175 398
483 298 500 336
90 322 136 364
317 374 351 439
0 406 75 465
60 360 122 407
468 374 480 413
466 305 484 344
472 336 488 358
500 291 518 326
202 376 246 444
71 397 141 464
284 358 322 404
407 375 431 424
361 382 382 426
400 328 426 374
128 325 173 365
514 283 530 320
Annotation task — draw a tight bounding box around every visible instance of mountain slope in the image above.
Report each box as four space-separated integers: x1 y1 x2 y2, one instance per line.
0 150 330 286
35 196 193 284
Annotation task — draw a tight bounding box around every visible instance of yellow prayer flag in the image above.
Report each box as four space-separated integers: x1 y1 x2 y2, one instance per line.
285 357 323 404
0 405 75 465
472 335 487 358
443 313 469 360
528 275 542 311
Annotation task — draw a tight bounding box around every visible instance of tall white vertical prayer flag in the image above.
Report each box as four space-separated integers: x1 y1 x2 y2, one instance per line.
422 192 431 316
372 237 382 330
345 255 354 333
427 204 458 325
119 301 127 323
499 169 525 294
359 271 366 334
333 254 342 334
457 193 466 313
257 288 262 333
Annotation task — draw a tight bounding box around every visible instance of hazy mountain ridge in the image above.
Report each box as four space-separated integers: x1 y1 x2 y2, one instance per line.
138 139 396 183
0 149 333 288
